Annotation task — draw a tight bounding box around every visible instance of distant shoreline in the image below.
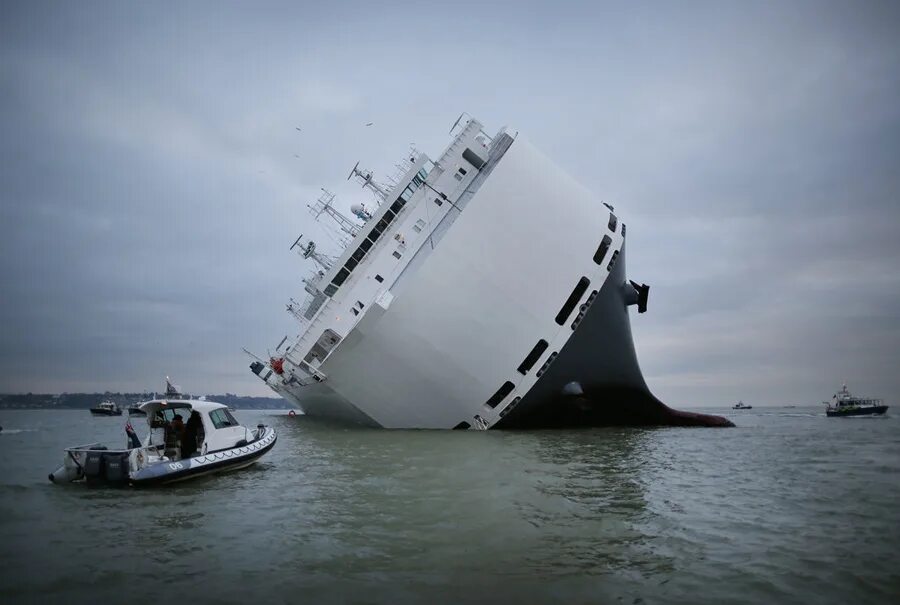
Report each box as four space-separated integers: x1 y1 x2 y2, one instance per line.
0 392 292 410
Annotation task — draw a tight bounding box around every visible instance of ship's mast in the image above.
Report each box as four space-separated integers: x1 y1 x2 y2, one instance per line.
308 189 361 238
348 161 389 202
286 297 307 322
290 235 335 271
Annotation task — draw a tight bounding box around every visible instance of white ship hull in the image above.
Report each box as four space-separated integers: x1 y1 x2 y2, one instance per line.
256 118 731 429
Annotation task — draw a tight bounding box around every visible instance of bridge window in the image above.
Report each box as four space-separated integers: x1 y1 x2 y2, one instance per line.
210 409 240 430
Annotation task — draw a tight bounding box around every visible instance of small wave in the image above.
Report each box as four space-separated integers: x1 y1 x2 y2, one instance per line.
0 428 39 434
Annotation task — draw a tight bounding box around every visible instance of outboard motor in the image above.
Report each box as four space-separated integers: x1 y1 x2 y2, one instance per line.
103 453 130 483
83 447 108 485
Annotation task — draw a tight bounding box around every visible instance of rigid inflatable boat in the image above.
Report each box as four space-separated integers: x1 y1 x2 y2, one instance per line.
50 395 276 486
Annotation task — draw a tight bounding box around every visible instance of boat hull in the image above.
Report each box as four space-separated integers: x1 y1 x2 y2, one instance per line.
49 428 277 486
266 135 731 429
130 427 277 486
826 406 888 417
493 245 732 428
276 244 732 429
89 409 122 416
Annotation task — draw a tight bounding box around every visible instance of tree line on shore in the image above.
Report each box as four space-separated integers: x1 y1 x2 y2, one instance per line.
0 392 290 409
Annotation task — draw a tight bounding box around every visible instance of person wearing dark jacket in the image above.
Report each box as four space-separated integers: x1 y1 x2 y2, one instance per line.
182 411 202 457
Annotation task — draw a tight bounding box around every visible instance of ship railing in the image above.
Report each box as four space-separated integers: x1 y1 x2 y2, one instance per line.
845 397 883 406
287 360 328 386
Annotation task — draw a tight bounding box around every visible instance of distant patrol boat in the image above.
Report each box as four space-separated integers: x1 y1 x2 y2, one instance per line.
89 400 122 416
825 383 888 417
249 114 732 429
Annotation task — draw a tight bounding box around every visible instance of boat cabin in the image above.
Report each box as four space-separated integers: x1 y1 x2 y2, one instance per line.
137 399 250 461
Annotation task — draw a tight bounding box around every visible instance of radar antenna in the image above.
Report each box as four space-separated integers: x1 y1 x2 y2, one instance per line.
290 235 336 271
286 297 307 322
308 189 362 237
347 161 388 201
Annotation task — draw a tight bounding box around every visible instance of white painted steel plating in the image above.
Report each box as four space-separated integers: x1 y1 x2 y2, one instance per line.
254 116 635 429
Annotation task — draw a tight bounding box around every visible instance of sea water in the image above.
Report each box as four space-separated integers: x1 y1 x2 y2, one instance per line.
0 408 897 604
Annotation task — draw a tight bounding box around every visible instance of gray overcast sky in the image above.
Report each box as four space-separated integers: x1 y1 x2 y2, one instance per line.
1 1 898 406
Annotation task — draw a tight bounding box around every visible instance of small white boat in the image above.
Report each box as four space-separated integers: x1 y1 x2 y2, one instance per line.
50 386 276 486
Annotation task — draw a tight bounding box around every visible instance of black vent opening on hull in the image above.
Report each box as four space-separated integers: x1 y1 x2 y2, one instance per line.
452 421 471 430
555 277 591 325
485 381 515 409
593 235 612 265
607 250 619 272
536 351 559 378
571 290 599 330
517 339 549 375
608 212 618 232
499 396 521 418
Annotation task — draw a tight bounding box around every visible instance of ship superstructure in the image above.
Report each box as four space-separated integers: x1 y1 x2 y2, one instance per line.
250 114 731 429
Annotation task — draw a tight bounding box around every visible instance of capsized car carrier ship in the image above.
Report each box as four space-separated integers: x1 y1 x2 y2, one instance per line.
249 114 731 429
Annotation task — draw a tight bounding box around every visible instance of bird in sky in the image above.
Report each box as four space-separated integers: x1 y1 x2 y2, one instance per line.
365 122 373 127
293 154 300 158
295 126 302 132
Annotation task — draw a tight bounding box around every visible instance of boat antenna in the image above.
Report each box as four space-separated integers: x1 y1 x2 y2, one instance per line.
241 348 266 363
308 189 362 237
347 161 388 201
449 111 472 135
290 234 336 271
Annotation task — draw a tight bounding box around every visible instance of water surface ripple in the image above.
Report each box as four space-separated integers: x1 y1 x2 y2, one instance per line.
0 408 898 604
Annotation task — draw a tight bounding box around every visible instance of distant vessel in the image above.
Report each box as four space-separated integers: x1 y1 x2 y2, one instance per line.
250 114 732 429
127 405 146 416
733 401 752 410
825 383 888 417
89 401 122 416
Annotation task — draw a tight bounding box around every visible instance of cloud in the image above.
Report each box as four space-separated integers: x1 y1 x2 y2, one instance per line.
1 1 899 404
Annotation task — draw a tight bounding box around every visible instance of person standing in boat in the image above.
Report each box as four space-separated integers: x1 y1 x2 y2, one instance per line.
149 411 168 448
170 413 184 437
181 412 202 457
164 413 184 457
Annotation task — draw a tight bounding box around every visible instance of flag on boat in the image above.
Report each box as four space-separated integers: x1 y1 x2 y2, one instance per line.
125 421 141 449
165 376 181 397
